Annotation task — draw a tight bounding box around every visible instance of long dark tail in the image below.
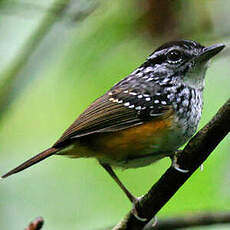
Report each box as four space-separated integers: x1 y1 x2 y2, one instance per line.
1 147 58 179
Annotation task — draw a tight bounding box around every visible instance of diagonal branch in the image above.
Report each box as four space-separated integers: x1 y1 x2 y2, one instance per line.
113 98 230 230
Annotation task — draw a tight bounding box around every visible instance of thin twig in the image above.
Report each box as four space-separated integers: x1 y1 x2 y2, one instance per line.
144 212 230 230
113 98 230 230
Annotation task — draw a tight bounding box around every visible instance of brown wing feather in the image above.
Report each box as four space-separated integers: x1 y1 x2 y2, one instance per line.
53 84 173 148
53 94 142 147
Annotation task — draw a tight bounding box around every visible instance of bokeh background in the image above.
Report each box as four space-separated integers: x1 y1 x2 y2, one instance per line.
0 0 229 229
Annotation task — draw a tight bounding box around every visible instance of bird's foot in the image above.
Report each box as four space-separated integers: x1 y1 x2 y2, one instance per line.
171 151 189 173
131 195 147 222
151 216 158 227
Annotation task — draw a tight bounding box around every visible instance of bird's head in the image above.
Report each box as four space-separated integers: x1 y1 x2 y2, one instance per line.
144 40 225 90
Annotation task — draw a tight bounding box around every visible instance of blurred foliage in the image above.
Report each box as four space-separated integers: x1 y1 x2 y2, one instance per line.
0 0 229 229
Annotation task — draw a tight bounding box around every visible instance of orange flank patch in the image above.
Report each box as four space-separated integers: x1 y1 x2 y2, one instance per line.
106 118 172 147
93 115 174 161
58 113 175 164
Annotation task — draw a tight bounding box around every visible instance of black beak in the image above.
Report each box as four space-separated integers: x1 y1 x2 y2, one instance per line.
196 43 225 62
196 44 225 62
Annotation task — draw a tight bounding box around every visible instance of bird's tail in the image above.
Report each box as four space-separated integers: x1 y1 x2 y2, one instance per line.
1 147 58 179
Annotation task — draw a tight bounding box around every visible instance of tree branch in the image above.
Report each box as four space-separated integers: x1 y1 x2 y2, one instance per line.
113 98 230 230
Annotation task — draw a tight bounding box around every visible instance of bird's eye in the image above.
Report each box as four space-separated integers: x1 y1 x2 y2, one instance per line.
167 50 182 63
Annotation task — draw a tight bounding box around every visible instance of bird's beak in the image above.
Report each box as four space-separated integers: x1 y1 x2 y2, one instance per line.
195 43 225 62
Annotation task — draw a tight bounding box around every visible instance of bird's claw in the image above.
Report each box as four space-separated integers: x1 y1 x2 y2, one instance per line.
131 196 147 222
151 216 158 227
171 152 189 173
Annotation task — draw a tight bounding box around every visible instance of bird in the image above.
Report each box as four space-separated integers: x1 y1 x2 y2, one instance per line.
1 40 225 215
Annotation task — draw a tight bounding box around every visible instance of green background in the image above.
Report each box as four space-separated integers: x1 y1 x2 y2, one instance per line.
0 0 229 229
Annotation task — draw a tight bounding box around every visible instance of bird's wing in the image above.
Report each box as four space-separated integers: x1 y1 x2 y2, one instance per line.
53 85 172 147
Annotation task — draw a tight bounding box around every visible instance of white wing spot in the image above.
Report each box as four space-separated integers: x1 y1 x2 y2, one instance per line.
129 92 137 96
154 100 159 104
124 102 130 107
145 97 151 101
135 106 142 110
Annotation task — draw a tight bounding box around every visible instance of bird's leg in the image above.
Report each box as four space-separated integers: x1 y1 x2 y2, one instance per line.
100 163 136 203
170 150 189 173
100 163 146 221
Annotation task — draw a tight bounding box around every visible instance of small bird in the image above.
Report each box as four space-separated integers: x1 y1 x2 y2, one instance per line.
2 40 224 211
